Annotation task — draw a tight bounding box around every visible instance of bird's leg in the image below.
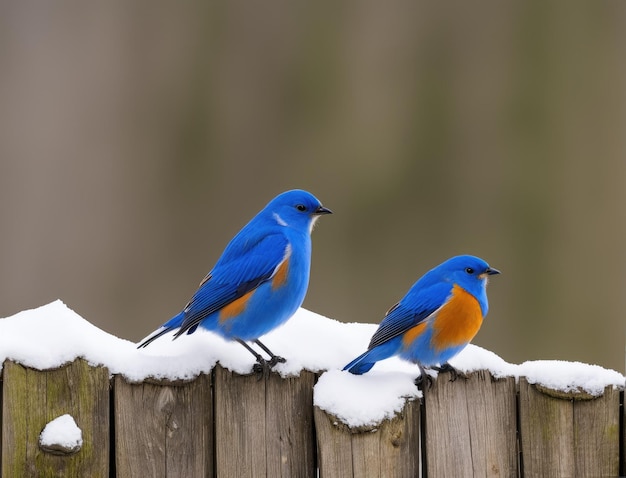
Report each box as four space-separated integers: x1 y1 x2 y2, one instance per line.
254 339 286 367
432 363 463 382
414 364 433 390
235 339 270 379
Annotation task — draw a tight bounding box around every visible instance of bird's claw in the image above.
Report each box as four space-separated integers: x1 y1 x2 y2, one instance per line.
267 355 286 367
414 374 433 390
252 359 270 380
415 366 434 390
433 363 464 382
252 355 286 380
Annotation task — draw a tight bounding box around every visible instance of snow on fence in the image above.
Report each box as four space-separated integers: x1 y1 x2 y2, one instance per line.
0 360 623 477
0 301 624 477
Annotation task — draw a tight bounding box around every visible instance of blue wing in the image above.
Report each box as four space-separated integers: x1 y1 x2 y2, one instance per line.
173 231 289 338
366 281 453 349
343 281 451 374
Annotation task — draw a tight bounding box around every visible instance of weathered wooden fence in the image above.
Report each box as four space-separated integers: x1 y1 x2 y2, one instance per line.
0 359 623 477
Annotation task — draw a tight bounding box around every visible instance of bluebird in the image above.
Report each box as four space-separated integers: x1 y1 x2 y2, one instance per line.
138 189 332 374
343 255 499 385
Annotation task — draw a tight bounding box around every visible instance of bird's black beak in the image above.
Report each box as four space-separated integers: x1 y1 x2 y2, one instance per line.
486 267 501 275
314 206 333 215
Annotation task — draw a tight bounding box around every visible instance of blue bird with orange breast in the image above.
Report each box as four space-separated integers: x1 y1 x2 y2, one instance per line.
343 255 499 385
138 189 332 374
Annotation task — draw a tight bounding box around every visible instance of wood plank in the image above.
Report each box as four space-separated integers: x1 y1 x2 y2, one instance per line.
572 385 620 475
622 389 625 476
114 373 212 478
519 378 574 476
518 378 620 477
213 365 316 477
265 370 316 477
314 399 420 477
423 370 518 478
214 367 268 477
314 407 355 476
1 359 110 478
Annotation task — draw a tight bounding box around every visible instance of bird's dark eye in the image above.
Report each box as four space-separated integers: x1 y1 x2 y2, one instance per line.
295 204 307 212
465 267 474 274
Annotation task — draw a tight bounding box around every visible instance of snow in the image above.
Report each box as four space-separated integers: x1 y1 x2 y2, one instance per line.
39 414 83 451
515 360 624 396
0 300 217 382
1 300 624 428
314 369 420 428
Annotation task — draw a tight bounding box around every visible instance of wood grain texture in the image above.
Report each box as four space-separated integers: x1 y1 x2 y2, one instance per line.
1 359 110 478
622 389 625 477
265 369 316 476
423 370 518 478
114 373 213 478
213 365 316 477
313 407 355 475
518 378 620 477
314 399 420 477
623 389 625 477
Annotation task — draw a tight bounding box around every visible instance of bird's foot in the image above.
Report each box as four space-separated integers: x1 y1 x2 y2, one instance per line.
415 365 434 390
432 363 464 382
251 355 286 379
414 373 434 390
267 355 286 367
252 359 271 380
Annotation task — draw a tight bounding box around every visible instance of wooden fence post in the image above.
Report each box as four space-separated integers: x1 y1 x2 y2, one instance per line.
213 365 316 477
622 389 625 476
314 399 420 477
113 373 213 478
422 370 518 478
1 359 110 478
518 378 620 477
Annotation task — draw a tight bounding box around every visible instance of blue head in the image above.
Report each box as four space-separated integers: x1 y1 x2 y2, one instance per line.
263 189 332 234
424 255 500 315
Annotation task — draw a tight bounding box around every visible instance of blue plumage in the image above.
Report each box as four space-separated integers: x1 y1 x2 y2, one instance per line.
343 255 499 383
138 189 331 372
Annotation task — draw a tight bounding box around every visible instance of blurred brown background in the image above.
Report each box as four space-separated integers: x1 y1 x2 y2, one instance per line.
1 2 625 372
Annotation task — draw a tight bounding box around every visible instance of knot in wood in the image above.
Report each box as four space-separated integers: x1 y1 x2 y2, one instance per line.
156 387 176 415
389 430 404 448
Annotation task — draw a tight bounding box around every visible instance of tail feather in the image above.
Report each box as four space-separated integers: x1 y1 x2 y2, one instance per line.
136 326 173 348
136 312 184 348
343 355 376 375
343 339 401 375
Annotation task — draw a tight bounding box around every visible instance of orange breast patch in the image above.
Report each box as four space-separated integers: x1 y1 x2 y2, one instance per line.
220 289 255 323
271 256 290 290
402 321 429 348
431 285 483 351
